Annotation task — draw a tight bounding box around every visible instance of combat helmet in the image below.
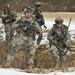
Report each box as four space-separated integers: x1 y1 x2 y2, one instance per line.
34 2 41 7
23 7 31 14
55 17 63 24
5 4 11 8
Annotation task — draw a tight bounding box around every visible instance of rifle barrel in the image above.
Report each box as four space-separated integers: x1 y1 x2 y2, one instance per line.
68 18 72 28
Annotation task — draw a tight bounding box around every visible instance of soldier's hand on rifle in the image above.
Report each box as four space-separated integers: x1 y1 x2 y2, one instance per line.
38 19 41 22
44 25 47 29
43 20 47 29
40 29 42 33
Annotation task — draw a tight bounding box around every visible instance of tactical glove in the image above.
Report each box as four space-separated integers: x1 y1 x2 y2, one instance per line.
40 29 42 33
44 25 47 29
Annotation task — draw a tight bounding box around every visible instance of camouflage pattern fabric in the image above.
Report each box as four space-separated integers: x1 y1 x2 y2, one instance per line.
7 16 40 66
47 24 70 67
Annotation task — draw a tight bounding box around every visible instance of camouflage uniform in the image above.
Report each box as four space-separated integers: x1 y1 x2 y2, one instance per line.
2 4 17 40
47 23 70 68
7 16 40 66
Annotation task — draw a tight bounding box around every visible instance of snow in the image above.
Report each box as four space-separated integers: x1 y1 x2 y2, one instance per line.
40 32 49 45
0 68 75 75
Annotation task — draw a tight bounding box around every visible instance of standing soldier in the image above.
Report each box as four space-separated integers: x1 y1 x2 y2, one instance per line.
47 17 70 71
32 2 47 45
2 4 17 41
2 7 40 73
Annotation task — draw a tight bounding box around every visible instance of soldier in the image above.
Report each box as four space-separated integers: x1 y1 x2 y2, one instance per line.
2 4 17 41
32 2 47 45
2 7 40 73
47 17 70 71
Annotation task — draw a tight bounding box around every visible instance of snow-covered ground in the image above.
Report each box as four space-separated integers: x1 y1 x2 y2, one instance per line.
0 68 75 75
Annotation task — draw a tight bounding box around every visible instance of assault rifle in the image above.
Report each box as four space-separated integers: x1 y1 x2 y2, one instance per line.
35 10 47 28
19 21 40 34
53 31 71 51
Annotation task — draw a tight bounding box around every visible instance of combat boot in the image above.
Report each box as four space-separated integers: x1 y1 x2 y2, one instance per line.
27 65 33 73
2 61 11 68
54 62 59 70
59 65 65 72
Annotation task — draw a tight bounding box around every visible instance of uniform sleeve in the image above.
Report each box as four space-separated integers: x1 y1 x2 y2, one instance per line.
62 25 71 40
12 11 17 18
31 18 41 29
62 25 71 44
12 17 23 29
2 10 8 18
30 19 41 34
65 32 71 44
47 27 54 40
31 8 36 18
